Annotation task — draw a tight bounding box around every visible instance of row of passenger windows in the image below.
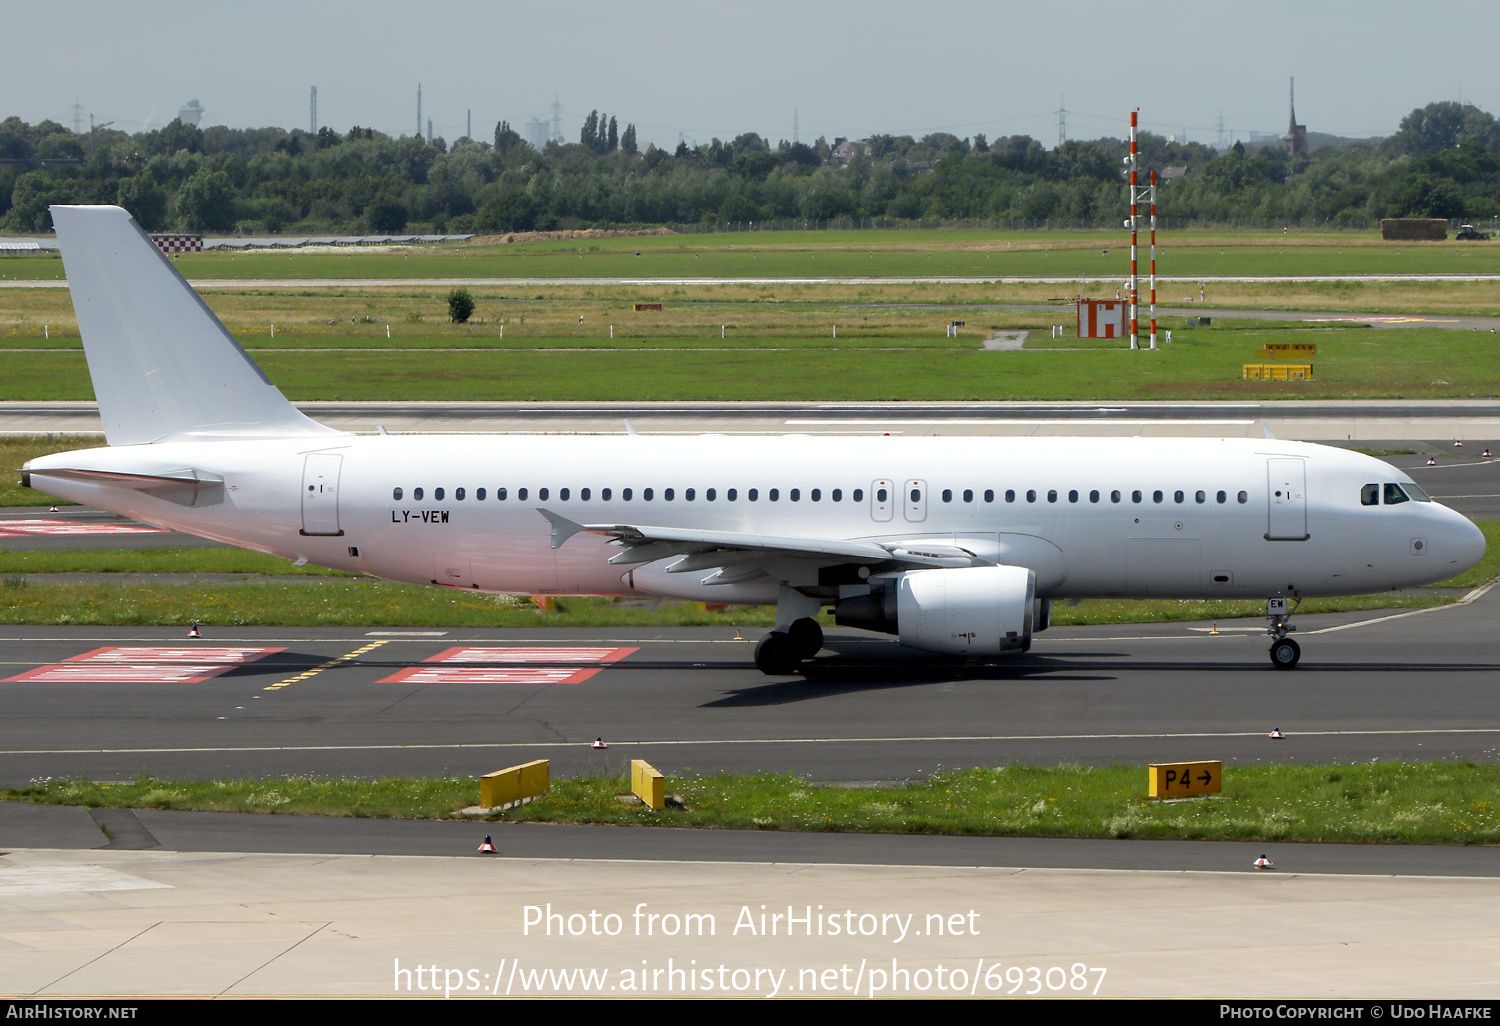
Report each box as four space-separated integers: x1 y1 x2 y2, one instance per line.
390 485 1253 505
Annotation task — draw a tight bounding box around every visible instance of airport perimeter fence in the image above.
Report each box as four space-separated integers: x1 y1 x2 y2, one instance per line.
663 216 1500 234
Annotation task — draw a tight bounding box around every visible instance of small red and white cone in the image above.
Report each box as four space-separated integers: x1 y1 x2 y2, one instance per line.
1269 728 1284 739
1253 854 1274 869
1484 449 1493 458
1454 440 1463 447
189 622 200 638
1426 457 1437 466
591 737 607 749
478 835 497 854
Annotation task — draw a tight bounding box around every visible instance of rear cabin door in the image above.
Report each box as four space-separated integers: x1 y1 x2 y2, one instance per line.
1266 458 1308 540
300 453 344 536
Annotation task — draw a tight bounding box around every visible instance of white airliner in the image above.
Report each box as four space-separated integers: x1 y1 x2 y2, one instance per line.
21 206 1487 673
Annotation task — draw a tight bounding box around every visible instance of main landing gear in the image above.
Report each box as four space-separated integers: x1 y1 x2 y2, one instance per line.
1266 596 1301 670
754 618 824 675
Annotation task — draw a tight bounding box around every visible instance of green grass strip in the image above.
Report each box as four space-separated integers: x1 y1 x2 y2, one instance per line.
8 763 1498 845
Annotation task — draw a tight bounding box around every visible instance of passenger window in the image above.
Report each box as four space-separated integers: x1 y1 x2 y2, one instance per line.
852 489 863 501
686 488 695 501
1153 490 1163 503
1384 483 1409 505
729 488 738 501
1046 490 1057 503
770 489 780 501
1216 490 1226 504
1005 489 1015 502
1195 490 1205 504
477 488 486 500
435 487 445 500
622 488 632 501
1089 490 1099 503
414 487 424 500
1111 490 1121 503
984 489 994 503
537 487 547 500
706 488 716 501
581 488 590 501
602 488 611 500
832 489 842 501
644 488 654 501
1361 484 1379 506
1026 489 1036 503
1068 489 1078 503
1174 490 1184 503
498 487 507 501
749 488 758 501
1237 491 1248 504
392 487 403 500
1132 490 1142 503
811 489 821 501
456 487 465 500
942 489 953 503
664 488 674 500
790 489 799 501
559 488 569 500
963 489 974 503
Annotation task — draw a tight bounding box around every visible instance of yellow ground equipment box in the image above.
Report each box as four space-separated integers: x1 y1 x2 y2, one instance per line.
1243 363 1312 381
1148 761 1222 798
631 759 666 810
481 759 550 808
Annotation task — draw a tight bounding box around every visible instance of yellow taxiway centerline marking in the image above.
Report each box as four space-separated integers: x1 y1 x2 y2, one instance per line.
262 640 388 691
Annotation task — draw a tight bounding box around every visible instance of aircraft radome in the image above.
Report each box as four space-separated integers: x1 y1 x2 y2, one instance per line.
21 206 1487 674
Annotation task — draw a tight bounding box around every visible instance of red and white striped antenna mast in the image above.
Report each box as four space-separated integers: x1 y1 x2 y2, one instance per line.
1127 110 1159 351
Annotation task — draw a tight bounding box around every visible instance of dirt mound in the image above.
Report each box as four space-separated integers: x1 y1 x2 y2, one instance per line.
467 227 678 245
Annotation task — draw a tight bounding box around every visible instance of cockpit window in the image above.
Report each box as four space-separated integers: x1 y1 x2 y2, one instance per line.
1361 483 1379 506
1402 481 1432 501
1383 483 1410 505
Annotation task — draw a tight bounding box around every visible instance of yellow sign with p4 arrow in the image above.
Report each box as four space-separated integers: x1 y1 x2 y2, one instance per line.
1148 761 1222 798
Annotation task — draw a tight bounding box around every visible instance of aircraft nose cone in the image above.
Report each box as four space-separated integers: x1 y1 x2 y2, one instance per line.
1447 513 1487 576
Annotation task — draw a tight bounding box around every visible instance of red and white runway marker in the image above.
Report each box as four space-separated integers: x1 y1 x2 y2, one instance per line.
4 646 284 684
377 646 637 685
0 519 171 537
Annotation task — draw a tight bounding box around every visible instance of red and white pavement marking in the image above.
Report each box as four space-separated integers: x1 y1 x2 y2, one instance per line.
377 646 637 685
62 646 286 664
0 519 170 537
4 646 284 684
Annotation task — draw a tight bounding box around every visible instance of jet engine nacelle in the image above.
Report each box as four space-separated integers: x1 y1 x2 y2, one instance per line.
836 565 1037 655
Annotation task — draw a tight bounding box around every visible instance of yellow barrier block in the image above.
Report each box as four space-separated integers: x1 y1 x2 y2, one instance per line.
631 758 666 810
481 759 550 809
1256 343 1317 360
1243 363 1313 381
1148 761 1222 798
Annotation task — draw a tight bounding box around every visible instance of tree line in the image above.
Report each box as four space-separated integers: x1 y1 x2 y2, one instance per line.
1 101 1497 235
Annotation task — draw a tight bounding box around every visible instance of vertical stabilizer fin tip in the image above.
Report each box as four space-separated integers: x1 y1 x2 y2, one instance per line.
49 204 342 446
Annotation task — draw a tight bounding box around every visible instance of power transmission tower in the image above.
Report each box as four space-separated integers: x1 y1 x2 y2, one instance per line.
310 86 317 135
793 107 799 145
69 97 84 135
1057 95 1067 149
549 95 563 144
417 83 422 138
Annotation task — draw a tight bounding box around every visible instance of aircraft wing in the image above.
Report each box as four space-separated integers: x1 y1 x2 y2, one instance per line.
539 508 982 584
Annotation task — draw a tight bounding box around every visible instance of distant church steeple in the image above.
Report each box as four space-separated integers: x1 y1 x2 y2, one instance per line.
1284 77 1308 156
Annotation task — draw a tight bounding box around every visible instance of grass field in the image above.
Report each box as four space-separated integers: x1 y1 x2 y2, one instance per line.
7 762 1498 845
2 323 1496 400
7 228 1500 282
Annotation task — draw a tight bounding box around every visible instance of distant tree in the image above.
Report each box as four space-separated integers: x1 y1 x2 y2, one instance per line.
620 123 638 156
729 151 779 181
972 133 989 153
117 174 168 230
494 120 522 150
315 126 342 149
781 141 820 166
447 287 475 323
581 110 601 153
608 116 619 153
1387 102 1500 156
175 168 236 231
476 192 538 232
346 126 376 142
364 195 408 233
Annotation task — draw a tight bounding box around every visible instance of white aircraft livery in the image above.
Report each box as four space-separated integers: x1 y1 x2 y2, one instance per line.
22 206 1487 673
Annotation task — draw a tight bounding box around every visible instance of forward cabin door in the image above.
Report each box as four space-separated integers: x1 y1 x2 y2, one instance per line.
1266 458 1308 540
300 453 344 536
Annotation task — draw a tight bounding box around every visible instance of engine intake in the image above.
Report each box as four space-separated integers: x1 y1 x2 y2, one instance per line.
836 565 1038 655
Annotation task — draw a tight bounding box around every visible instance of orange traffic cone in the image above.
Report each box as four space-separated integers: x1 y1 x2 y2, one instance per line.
1253 854 1274 869
478 835 497 853
591 737 607 749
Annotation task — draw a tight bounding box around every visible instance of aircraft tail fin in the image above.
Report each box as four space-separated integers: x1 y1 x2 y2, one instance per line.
49 204 341 445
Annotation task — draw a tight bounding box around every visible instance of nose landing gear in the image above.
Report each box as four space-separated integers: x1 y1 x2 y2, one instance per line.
1266 596 1301 669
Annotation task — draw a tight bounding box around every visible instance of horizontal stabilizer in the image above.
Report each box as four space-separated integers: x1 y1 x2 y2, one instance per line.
49 205 342 445
26 466 225 507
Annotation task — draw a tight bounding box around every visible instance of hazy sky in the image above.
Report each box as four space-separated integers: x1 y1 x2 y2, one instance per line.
7 1 1495 150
